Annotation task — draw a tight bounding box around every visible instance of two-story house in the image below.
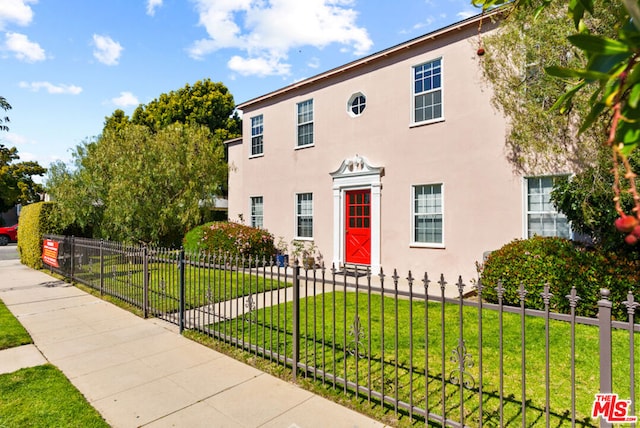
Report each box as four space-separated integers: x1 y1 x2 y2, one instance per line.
226 11 569 285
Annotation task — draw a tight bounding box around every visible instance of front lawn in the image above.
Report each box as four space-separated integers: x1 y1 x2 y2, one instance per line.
207 291 637 427
0 298 32 349
0 365 109 427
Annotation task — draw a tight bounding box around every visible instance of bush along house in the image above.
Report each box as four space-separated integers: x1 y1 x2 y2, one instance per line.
225 10 570 286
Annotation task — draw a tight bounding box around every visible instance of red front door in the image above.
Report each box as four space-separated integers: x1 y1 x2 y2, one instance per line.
345 189 371 265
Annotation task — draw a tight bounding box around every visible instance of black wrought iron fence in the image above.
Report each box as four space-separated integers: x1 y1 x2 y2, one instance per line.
44 235 639 427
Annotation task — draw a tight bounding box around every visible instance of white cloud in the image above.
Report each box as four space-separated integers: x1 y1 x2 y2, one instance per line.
0 0 36 30
457 9 477 19
4 32 45 62
146 0 163 16
227 55 290 77
112 91 139 107
92 34 123 66
19 81 82 95
188 0 372 77
307 57 320 69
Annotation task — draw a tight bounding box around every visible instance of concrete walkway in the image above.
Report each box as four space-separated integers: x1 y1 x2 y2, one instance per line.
0 259 387 428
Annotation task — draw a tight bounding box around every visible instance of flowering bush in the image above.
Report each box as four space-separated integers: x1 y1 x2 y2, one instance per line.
193 221 275 261
479 236 640 319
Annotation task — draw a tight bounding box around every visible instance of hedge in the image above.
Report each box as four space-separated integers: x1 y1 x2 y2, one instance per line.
479 236 640 319
17 202 62 269
184 221 276 261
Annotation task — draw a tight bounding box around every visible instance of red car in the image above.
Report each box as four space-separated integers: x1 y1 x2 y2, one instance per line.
0 224 18 246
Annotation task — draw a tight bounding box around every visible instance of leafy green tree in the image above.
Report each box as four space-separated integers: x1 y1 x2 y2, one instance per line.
0 96 10 132
478 0 621 174
131 78 241 135
0 145 46 213
473 0 640 244
48 124 227 246
0 98 46 213
48 80 239 245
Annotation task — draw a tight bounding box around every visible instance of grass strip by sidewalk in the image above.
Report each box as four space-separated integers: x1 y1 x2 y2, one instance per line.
0 365 109 428
0 297 109 427
0 298 32 350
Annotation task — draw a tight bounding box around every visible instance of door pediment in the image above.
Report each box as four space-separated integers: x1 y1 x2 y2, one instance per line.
330 155 384 180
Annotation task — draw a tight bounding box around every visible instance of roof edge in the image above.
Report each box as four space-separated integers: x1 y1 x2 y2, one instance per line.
236 9 501 111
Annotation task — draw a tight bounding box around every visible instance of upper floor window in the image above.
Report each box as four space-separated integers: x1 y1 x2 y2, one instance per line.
413 58 442 124
250 196 264 228
526 176 570 238
296 192 313 238
413 184 443 245
297 99 314 147
251 115 263 156
348 93 366 117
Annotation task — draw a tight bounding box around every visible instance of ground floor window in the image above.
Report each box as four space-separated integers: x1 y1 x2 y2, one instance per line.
413 184 443 245
296 193 313 238
526 176 570 238
250 196 263 228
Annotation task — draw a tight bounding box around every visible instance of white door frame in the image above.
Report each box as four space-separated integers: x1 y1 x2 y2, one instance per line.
330 155 383 274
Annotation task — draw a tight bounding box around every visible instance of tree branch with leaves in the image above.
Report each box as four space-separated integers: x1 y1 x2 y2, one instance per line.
474 0 640 244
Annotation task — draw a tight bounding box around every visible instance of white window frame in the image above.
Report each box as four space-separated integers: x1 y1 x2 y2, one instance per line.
347 92 366 117
523 176 571 239
412 57 444 126
250 115 264 157
250 196 264 228
295 192 313 239
296 99 314 148
411 183 445 248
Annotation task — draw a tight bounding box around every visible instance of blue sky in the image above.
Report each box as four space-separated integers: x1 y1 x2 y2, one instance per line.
1 0 479 174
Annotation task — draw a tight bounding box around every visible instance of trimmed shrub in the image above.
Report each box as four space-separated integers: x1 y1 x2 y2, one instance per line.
17 202 63 269
479 236 640 319
185 221 275 261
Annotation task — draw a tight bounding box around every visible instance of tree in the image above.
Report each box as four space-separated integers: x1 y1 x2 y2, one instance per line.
49 80 240 245
0 96 11 132
48 124 227 245
131 78 241 135
473 0 640 244
0 98 46 213
477 1 621 174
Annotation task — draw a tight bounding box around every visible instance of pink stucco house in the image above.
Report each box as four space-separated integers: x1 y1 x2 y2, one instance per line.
226 11 569 284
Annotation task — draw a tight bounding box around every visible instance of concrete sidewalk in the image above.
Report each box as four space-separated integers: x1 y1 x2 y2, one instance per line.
0 259 387 428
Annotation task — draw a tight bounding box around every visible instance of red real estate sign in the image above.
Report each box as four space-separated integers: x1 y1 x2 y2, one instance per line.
42 239 60 268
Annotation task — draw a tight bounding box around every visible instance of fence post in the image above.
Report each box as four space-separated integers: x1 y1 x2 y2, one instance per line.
598 288 612 428
70 236 75 281
99 239 104 296
292 263 300 380
179 248 186 333
143 245 149 319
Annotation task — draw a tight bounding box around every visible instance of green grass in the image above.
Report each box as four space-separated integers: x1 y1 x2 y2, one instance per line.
70 254 292 314
206 291 638 427
0 298 32 350
0 296 108 427
0 365 109 428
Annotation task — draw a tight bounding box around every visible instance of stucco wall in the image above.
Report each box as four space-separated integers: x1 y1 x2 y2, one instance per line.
229 19 525 285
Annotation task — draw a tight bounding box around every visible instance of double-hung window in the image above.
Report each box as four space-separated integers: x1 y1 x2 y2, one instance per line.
413 58 443 124
250 196 264 228
251 115 264 156
526 176 570 238
413 184 443 245
297 100 314 147
296 193 313 238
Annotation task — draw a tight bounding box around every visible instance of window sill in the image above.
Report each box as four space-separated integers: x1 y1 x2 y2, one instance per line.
249 153 264 159
410 243 445 249
410 117 445 128
294 144 315 151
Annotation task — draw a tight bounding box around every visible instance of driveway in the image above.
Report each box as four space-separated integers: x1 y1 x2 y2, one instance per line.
0 243 19 261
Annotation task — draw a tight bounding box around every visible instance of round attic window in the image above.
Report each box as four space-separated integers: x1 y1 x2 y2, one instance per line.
347 93 366 117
